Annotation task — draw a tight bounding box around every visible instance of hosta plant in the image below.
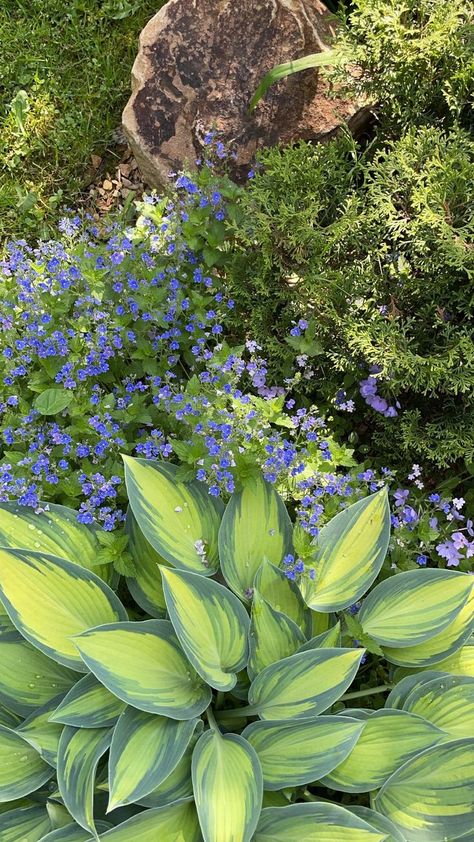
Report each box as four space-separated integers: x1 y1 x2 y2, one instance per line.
0 458 472 841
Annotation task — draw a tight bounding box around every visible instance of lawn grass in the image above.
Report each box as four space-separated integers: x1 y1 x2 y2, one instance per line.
0 0 162 245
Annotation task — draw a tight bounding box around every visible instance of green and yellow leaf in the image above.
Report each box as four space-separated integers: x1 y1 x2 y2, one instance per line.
0 636 77 716
16 698 64 767
0 805 51 841
49 674 126 729
125 510 169 618
243 715 363 789
74 619 211 719
253 560 311 636
248 647 364 720
425 639 474 677
298 621 341 652
381 583 474 666
57 725 112 836
0 724 53 802
136 740 195 808
161 567 250 691
0 502 112 583
374 738 474 840
401 674 474 740
248 590 306 678
84 800 202 841
300 489 390 612
108 707 199 810
123 457 222 575
0 549 127 671
39 821 113 841
218 475 292 599
320 709 444 792
359 569 472 647
346 806 406 842
192 729 263 842
385 670 448 709
254 802 387 841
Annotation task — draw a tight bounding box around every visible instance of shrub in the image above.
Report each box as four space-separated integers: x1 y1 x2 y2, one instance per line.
0 463 472 840
330 0 474 133
227 125 474 468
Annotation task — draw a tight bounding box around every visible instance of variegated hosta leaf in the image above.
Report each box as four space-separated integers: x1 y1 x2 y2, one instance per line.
45 801 72 829
425 638 474 677
385 670 448 709
401 674 474 740
57 725 112 835
218 475 292 600
84 800 202 841
161 567 250 691
192 730 263 842
346 807 406 842
297 621 341 652
381 583 474 666
0 501 112 583
254 803 387 842
0 805 51 841
0 600 17 639
374 738 474 841
248 647 364 720
300 488 390 612
123 457 222 575
74 620 211 719
108 707 199 810
248 590 306 679
242 715 363 789
0 549 127 671
125 509 169 618
50 674 126 729
16 697 64 767
0 706 20 729
0 636 77 716
39 821 113 841
0 724 53 801
320 709 444 792
359 569 472 647
253 560 311 636
136 740 195 808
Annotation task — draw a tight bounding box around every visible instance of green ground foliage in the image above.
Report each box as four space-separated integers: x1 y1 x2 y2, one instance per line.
0 0 160 245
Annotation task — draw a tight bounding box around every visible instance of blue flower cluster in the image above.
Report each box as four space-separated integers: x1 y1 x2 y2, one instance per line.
359 366 399 417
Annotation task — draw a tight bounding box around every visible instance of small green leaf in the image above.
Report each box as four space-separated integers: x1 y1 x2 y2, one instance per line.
33 389 73 416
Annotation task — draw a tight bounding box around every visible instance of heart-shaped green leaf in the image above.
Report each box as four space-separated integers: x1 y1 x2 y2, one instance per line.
161 567 250 691
34 388 73 415
218 475 292 599
123 457 222 575
50 673 126 729
374 738 474 840
108 707 199 809
320 709 444 792
300 488 390 611
74 620 211 719
192 730 263 842
248 648 364 720
243 715 363 789
359 569 472 647
0 549 127 671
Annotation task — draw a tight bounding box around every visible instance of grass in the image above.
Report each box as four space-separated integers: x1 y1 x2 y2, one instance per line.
0 0 162 245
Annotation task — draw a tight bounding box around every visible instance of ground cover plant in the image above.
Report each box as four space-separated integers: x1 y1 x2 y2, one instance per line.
0 463 472 840
0 0 160 245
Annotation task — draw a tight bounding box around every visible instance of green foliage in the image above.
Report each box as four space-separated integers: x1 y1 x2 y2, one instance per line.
228 125 474 466
331 0 474 133
0 0 162 243
0 466 472 840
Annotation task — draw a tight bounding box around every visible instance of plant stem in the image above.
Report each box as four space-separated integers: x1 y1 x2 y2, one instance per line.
215 691 225 710
340 684 393 701
214 706 256 721
206 706 221 733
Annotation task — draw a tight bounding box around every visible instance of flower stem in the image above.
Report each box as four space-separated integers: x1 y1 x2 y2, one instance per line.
340 684 393 701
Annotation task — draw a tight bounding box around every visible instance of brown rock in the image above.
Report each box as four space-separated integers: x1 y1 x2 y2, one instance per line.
122 0 369 188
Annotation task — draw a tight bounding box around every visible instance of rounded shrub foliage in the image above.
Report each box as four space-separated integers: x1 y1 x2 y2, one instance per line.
228 125 474 467
0 463 472 840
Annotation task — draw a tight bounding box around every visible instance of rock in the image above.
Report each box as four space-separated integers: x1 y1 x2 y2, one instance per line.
122 0 369 188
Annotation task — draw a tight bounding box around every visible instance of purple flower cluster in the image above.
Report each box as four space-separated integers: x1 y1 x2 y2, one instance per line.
359 366 399 417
